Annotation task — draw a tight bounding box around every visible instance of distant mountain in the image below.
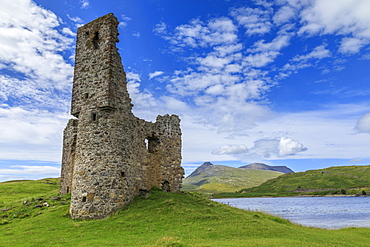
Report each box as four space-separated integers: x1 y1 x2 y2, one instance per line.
239 163 294 174
186 161 213 178
182 162 284 193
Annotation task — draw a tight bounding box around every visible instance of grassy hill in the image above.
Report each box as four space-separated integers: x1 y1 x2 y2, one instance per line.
182 163 283 193
1 179 370 246
216 165 370 198
0 179 370 246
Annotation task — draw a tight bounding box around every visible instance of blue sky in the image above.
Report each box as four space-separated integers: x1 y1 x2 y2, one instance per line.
1 0 370 181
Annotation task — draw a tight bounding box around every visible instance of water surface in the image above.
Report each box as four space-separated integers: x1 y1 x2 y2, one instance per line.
213 197 370 229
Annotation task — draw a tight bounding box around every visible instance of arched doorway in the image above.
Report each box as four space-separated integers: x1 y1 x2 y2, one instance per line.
162 181 170 192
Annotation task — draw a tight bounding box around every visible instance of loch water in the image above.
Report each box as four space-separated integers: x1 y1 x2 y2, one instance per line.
213 196 370 229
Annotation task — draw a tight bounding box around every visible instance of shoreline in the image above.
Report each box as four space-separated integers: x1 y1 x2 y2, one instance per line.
212 194 370 199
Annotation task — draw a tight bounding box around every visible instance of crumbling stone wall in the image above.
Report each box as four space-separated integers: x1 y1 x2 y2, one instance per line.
60 13 184 219
59 119 78 195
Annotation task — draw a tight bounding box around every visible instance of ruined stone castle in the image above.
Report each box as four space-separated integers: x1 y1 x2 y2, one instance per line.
60 13 184 219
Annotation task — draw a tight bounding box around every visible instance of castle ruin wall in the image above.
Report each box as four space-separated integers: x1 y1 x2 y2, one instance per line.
60 13 184 219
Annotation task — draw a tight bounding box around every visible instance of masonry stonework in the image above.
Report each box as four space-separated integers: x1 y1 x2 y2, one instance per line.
60 13 184 219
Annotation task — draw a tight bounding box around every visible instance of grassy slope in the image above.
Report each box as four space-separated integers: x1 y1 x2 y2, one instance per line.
1 179 370 246
182 165 283 193
216 165 370 198
0 178 60 203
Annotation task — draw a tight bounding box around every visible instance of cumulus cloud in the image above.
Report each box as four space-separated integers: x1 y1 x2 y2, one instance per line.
213 137 307 159
279 137 307 156
355 112 370 133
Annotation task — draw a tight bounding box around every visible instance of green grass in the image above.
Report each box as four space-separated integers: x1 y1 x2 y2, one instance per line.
182 166 283 194
0 178 60 203
1 179 370 246
215 165 370 198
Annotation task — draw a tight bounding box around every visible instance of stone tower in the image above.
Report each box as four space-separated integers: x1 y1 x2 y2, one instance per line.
60 13 184 219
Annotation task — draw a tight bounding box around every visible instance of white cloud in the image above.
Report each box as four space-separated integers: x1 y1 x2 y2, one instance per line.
214 44 243 56
162 96 189 112
153 22 167 35
167 17 237 48
0 0 74 93
62 27 75 36
179 103 370 167
0 75 70 111
244 51 280 67
2 0 370 179
212 137 307 160
149 71 164 79
279 137 307 156
293 45 331 61
249 33 292 53
339 37 366 54
273 5 296 25
80 0 90 9
118 14 132 28
154 14 283 136
250 137 307 158
230 6 272 35
0 165 60 176
0 0 75 164
206 84 224 95
250 103 370 160
212 144 248 155
280 45 332 76
133 32 141 37
298 0 370 50
126 71 158 110
0 105 68 161
67 14 83 23
355 112 370 133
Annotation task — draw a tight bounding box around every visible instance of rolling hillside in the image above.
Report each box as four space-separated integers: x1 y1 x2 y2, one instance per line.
182 162 284 193
216 165 370 198
2 179 370 246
